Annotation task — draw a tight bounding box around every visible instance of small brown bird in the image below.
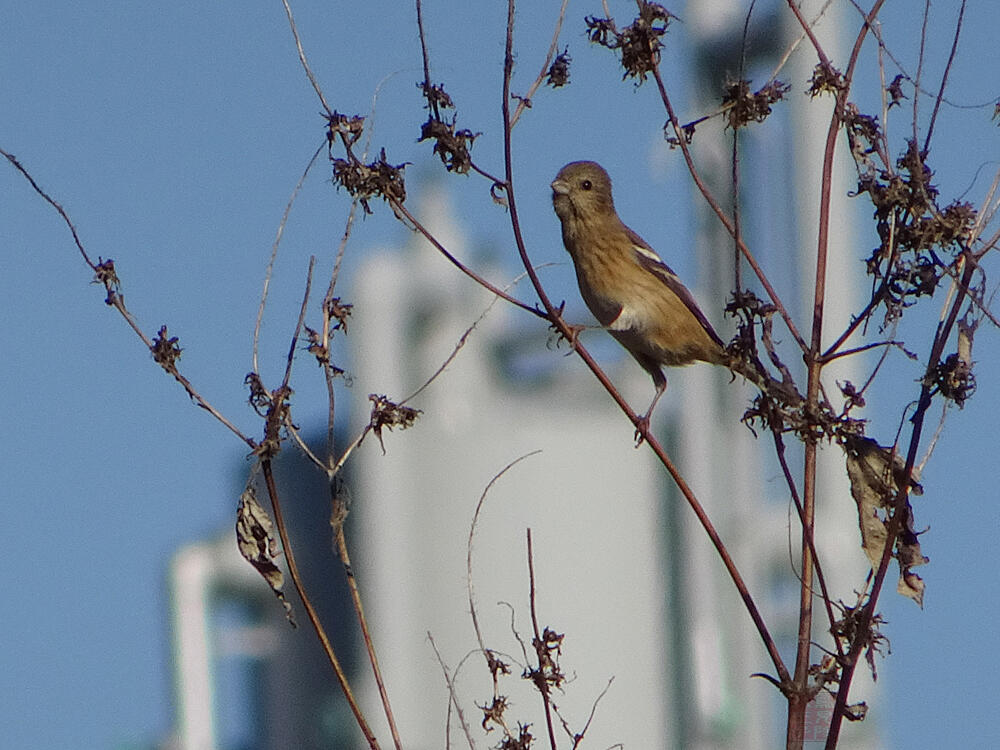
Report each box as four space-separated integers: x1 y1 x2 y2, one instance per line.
551 160 739 432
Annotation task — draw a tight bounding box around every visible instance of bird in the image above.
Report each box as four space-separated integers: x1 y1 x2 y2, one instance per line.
550 160 753 436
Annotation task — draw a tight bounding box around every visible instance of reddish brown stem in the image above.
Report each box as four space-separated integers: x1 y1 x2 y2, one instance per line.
334 523 403 749
498 0 790 688
526 529 558 750
825 250 974 747
782 2 885 746
651 69 809 355
262 460 381 749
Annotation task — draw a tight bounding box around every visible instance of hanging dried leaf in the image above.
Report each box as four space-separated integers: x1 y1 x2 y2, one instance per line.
236 486 295 625
844 436 928 607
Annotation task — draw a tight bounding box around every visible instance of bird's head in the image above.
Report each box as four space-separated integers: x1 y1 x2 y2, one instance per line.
551 161 616 223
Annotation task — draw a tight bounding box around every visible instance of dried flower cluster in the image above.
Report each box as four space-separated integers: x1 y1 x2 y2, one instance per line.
586 2 675 83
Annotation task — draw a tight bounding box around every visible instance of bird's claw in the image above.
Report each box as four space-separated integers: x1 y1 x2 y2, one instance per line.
561 323 586 350
633 416 651 447
548 314 586 353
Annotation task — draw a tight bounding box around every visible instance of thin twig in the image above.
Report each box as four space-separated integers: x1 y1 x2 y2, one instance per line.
403 267 541 406
255 144 325 375
653 69 809 354
820 339 906 364
330 424 372 476
402 294 502 406
465 450 541 750
282 411 328 472
970 166 1000 247
525 529 558 750
820 293 884 361
499 0 562 325
260 459 380 748
415 0 438 119
384 195 544 318
772 433 843 659
282 256 315 388
508 0 571 129
280 0 333 116
915 400 948 479
465 454 542 746
428 633 477 750
912 0 930 148
825 249 974 748
467 452 543 655
335 522 404 750
651 425 791 685
730 1 756 291
784 0 833 71
2 148 255 448
765 0 836 87
321 72 388 464
557 676 615 750
3 148 95 268
414 0 507 189
877 20 891 166
321 193 358 463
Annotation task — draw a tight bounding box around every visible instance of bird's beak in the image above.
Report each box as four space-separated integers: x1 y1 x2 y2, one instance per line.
551 179 569 198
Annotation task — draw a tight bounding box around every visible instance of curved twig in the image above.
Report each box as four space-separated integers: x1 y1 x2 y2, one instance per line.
280 0 334 116
2 148 255 449
254 144 324 375
508 0 571 130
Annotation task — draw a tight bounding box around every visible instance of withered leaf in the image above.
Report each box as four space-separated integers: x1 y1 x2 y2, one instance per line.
236 486 295 625
844 436 928 607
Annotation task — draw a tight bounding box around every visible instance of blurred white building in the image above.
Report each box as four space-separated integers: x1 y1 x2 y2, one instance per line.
165 183 881 749
347 170 875 749
165 3 885 747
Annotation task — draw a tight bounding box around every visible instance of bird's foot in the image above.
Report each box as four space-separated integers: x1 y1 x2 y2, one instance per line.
548 308 586 352
633 415 651 447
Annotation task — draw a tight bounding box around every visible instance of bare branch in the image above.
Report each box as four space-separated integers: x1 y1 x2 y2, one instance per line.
652 70 809 354
280 0 333 116
428 633 477 750
525 529 558 750
508 0 571 129
3 147 255 448
922 0 966 154
281 256 315 389
259 460 380 748
255 144 325 375
467 452 543 656
334 510 404 749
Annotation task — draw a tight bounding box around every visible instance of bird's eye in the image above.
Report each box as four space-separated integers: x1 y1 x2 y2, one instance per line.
581 179 593 191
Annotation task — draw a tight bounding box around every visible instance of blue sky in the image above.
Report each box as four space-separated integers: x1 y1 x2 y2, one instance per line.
3 2 999 748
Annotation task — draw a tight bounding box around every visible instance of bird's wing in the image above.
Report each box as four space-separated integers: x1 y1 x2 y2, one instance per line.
626 227 727 349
